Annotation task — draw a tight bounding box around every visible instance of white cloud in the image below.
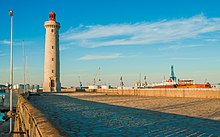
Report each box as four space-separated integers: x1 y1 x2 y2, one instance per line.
14 67 22 71
159 44 204 50
169 57 202 61
205 39 219 42
0 51 6 57
78 53 123 60
0 40 10 45
61 15 220 48
0 39 33 46
0 53 7 57
60 45 70 51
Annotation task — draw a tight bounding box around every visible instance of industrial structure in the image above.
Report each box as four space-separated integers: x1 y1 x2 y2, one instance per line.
43 12 61 92
151 65 211 88
170 65 177 82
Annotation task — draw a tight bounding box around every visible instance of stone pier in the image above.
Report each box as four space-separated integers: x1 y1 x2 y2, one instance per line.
13 92 219 136
13 94 69 137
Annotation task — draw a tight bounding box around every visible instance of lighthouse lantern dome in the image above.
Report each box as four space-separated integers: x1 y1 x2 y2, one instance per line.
49 11 56 21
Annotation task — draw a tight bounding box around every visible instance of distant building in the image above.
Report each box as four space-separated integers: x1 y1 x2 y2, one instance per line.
43 12 61 92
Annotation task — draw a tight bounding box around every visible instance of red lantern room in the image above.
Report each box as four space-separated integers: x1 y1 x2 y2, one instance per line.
49 11 56 21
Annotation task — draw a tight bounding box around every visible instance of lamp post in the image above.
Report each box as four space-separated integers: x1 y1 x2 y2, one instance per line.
22 40 26 93
9 9 13 133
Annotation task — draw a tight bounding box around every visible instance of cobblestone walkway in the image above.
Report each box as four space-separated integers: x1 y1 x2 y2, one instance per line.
30 92 220 136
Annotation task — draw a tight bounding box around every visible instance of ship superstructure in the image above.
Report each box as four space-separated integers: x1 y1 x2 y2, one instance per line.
150 65 211 88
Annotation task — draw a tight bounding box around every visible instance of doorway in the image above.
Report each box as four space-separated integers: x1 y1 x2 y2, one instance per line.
51 80 55 87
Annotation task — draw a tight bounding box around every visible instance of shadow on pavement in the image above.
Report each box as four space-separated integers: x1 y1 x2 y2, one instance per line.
30 94 220 136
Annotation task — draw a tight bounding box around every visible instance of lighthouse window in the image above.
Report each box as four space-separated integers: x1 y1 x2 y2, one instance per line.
52 58 54 61
52 46 54 49
52 70 54 73
51 29 54 32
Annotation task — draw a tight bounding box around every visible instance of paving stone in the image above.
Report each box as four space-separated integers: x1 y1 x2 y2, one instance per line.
29 92 220 136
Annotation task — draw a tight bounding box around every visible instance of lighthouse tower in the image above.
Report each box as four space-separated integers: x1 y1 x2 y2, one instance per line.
43 12 61 92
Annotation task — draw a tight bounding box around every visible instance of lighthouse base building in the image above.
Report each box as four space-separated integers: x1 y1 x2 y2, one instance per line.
43 12 61 92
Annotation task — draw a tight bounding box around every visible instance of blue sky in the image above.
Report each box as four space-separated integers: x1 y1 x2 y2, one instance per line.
1 0 220 87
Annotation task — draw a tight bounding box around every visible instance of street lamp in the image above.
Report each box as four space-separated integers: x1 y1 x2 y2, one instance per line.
9 9 13 133
22 40 26 94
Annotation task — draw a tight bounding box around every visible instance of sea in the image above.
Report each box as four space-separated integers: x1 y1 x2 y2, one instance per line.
0 91 5 97
0 113 4 122
0 91 6 122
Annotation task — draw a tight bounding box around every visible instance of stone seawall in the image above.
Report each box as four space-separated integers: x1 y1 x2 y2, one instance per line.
13 94 68 137
97 88 220 98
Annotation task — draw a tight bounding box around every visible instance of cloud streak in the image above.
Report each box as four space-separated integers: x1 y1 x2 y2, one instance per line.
169 57 202 61
61 15 220 48
0 39 33 46
159 44 205 50
60 45 70 51
0 40 10 45
0 54 7 57
78 53 123 60
0 51 7 57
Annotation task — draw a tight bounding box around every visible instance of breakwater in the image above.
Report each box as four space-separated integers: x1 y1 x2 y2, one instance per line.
13 94 68 137
27 92 220 136
96 88 220 98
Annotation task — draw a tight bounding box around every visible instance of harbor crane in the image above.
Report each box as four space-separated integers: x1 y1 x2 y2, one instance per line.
93 67 101 85
170 65 177 82
144 75 148 86
120 76 124 87
78 76 82 90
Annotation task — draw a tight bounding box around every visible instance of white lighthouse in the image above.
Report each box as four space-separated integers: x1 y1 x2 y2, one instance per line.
43 12 61 92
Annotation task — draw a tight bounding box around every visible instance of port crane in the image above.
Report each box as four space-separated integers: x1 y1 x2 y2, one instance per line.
93 67 101 85
78 76 82 90
120 76 124 87
144 75 148 86
170 65 176 82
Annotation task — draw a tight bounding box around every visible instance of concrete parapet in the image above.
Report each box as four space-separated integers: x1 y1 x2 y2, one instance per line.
61 88 76 92
13 94 68 137
97 88 220 98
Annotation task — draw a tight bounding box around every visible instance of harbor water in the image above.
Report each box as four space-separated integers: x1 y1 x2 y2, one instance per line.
0 112 5 122
0 91 5 97
0 91 6 122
